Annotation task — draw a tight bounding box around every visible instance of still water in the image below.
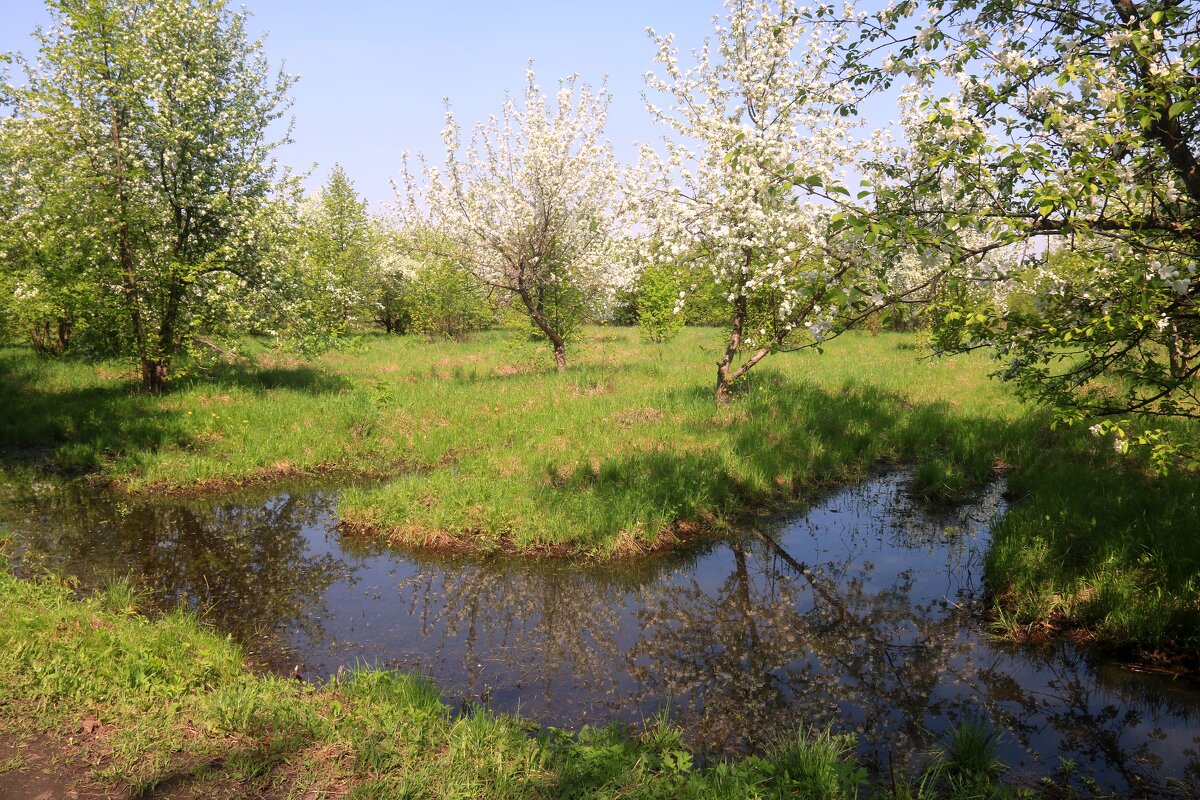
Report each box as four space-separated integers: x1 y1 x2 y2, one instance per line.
3 473 1198 796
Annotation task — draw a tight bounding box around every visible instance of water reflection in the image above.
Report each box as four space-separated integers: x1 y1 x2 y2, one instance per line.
3 474 1198 796
3 484 353 665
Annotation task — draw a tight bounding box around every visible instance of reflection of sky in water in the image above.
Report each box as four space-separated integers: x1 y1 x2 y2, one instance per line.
5 473 1200 796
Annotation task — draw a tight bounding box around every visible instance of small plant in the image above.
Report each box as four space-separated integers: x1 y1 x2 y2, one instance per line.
767 726 867 800
98 577 144 615
939 717 1004 779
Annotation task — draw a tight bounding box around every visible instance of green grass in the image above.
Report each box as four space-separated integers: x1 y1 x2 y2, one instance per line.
987 447 1200 656
2 326 1198 657
0 327 1039 549
0 566 1030 799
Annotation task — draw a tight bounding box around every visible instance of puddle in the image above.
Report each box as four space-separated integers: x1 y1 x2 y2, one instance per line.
3 472 1199 796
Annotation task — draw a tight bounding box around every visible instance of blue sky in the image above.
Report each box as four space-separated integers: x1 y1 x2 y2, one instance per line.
2 1 725 209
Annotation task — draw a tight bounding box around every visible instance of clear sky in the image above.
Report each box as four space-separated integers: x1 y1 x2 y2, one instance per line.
2 1 726 210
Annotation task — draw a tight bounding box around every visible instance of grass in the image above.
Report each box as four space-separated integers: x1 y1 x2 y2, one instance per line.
1 325 1197 657
0 565 1032 799
986 448 1200 657
0 328 1038 549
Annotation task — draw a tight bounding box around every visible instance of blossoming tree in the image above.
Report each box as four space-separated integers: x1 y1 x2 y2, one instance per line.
401 71 631 371
1 0 297 392
837 0 1200 464
640 0 890 402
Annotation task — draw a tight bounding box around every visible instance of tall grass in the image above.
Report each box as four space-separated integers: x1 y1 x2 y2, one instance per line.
987 449 1200 656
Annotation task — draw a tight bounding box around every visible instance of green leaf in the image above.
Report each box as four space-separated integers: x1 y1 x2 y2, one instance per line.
1168 101 1191 120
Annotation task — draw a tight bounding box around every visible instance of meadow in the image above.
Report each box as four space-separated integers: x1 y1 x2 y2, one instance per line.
2 326 1197 657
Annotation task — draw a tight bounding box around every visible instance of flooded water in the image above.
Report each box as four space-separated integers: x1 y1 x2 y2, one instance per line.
3 472 1199 797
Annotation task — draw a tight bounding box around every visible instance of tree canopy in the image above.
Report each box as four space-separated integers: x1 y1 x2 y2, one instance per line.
1 0 298 392
401 70 633 371
639 0 897 402
828 0 1200 463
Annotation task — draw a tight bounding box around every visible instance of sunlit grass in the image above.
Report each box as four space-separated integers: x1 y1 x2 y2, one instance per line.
328 327 1038 556
3 326 1198 656
1 328 1033 546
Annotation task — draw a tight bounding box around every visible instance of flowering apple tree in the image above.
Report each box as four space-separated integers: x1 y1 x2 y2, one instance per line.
400 71 632 371
2 0 299 392
831 0 1200 465
640 0 902 402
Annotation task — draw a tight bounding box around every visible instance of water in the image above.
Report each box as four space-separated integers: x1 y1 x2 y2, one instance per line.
3 473 1199 796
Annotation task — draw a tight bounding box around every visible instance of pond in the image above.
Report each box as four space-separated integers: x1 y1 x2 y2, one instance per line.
3 472 1198 796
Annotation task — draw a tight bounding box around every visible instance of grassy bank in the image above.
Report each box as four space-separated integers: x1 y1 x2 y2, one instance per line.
0 328 1039 552
2 327 1198 657
987 450 1200 660
0 567 1027 799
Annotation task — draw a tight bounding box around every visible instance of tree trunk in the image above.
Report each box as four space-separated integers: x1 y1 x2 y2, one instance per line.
715 286 748 404
141 358 168 394
1168 321 1186 379
717 342 777 404
110 83 153 392
517 282 569 372
1110 0 1200 204
30 323 48 354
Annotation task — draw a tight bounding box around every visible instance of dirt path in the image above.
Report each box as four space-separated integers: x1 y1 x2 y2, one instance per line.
0 733 112 800
0 729 328 800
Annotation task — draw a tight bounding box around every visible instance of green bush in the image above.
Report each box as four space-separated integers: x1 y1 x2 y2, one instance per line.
409 257 493 340
637 264 684 342
679 278 731 328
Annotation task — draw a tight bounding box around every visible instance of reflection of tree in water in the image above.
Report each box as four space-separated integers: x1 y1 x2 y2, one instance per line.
7 474 1198 795
622 477 997 758
5 485 353 662
626 535 973 760
971 646 1200 798
392 558 650 710
623 477 1200 796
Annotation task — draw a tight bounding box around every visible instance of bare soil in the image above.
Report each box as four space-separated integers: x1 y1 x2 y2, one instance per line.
0 733 111 800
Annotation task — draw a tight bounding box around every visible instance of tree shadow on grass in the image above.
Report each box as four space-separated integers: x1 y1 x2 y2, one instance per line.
185 358 353 394
715 371 1051 498
133 731 318 799
556 370 1052 540
0 380 185 475
989 452 1200 659
0 349 350 475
